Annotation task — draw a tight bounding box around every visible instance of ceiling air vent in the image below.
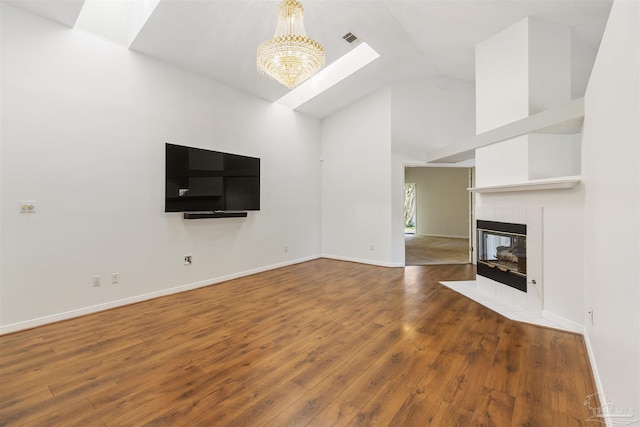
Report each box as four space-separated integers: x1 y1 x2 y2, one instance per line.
342 32 358 44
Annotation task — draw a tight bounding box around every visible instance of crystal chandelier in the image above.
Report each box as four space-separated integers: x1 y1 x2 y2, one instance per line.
257 0 325 89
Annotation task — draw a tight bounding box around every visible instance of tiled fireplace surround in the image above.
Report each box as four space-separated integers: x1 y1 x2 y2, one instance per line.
475 205 543 314
441 204 568 330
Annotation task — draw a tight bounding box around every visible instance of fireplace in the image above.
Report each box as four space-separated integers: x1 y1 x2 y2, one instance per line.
477 220 527 292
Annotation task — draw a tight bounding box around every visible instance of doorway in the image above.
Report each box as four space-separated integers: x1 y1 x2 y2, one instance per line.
404 166 472 266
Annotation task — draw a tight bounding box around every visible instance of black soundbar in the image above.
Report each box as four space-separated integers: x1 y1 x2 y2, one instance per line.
183 211 248 219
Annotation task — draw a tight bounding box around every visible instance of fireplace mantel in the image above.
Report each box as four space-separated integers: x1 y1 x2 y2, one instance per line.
468 176 581 194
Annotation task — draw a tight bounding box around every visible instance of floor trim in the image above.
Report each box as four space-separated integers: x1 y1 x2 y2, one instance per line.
321 254 404 268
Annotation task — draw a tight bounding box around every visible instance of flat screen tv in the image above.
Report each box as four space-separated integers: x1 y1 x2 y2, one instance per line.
165 143 260 212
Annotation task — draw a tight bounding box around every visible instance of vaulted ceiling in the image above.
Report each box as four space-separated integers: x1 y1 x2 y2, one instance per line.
6 0 613 118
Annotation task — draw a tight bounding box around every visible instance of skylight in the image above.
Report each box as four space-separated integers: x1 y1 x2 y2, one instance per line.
275 42 381 110
75 0 159 47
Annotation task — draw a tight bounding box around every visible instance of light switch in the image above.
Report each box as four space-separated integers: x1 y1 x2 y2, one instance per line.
20 201 37 213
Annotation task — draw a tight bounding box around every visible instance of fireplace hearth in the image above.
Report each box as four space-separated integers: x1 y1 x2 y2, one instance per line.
477 220 527 292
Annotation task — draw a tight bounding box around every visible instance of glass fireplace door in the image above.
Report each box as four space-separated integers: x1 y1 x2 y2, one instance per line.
477 229 527 276
476 220 527 292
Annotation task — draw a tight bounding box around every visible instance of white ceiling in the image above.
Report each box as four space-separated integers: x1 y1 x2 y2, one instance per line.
7 0 613 118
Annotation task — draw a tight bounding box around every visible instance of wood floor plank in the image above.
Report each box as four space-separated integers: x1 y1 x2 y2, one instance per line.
1 393 97 427
0 386 54 420
387 391 443 426
444 334 499 412
514 337 566 426
337 335 420 408
28 398 102 427
345 377 413 427
412 350 467 403
89 367 207 422
483 322 525 396
430 401 475 427
0 259 598 426
470 387 515 426
307 398 360 427
288 322 390 390
219 380 307 427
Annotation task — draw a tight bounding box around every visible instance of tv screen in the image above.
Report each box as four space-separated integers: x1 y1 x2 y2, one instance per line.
165 143 260 212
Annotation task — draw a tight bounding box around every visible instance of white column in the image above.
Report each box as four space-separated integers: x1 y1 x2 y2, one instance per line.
475 16 574 186
475 16 571 134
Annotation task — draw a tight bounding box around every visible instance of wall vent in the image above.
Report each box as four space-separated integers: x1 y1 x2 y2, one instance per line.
342 32 358 43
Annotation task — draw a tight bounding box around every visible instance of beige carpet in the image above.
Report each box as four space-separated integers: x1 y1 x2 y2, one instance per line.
405 235 470 265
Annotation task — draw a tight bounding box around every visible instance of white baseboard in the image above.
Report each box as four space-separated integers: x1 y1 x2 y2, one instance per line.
415 233 469 239
0 255 320 335
581 330 610 426
320 254 404 268
541 310 584 334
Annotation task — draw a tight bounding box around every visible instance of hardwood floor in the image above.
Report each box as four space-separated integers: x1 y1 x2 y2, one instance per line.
0 259 598 426
405 235 470 265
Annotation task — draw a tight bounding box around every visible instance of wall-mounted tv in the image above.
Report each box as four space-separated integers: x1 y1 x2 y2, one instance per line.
165 143 260 213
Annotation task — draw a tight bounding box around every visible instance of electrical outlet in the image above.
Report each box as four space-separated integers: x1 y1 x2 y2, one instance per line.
93 275 101 287
284 244 288 252
184 255 192 265
19 201 37 213
370 243 375 251
112 273 119 284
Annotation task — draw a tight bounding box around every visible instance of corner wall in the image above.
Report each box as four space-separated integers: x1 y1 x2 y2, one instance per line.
320 88 394 266
582 0 640 415
0 4 322 332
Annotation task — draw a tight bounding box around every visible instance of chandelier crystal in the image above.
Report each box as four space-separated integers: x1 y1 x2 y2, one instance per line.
257 0 325 89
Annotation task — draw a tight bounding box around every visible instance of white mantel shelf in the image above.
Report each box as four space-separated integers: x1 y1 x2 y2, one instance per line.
468 176 581 193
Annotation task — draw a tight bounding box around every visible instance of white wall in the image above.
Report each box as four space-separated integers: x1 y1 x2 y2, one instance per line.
527 18 571 115
0 4 322 332
391 77 476 158
475 136 530 187
528 133 581 180
475 17 571 134
475 18 530 133
582 0 640 417
476 133 582 186
404 167 470 238
320 88 394 266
